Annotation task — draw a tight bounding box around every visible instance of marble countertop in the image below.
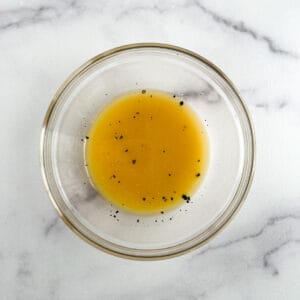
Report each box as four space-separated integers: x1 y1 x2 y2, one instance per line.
1 0 300 299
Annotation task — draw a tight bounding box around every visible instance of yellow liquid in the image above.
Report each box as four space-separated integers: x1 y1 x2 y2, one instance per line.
86 90 208 214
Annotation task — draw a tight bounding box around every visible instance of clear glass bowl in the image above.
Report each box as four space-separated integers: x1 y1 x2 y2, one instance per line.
40 43 255 259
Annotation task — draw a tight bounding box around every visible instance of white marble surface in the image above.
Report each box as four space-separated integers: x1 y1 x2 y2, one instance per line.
1 0 300 299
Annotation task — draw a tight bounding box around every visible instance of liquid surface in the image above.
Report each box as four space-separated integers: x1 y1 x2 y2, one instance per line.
86 90 208 214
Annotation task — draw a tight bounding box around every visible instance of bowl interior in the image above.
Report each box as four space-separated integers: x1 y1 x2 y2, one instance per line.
42 45 254 258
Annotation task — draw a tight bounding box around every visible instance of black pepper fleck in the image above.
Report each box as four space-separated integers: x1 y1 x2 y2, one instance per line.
196 173 201 177
141 90 146 94
125 149 128 152
179 101 184 106
182 194 188 200
132 159 136 164
115 210 119 214
85 136 89 139
81 138 84 142
142 197 146 201
173 95 176 98
160 211 164 214
137 219 140 223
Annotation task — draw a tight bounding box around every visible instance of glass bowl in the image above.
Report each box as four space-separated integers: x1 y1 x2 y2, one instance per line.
40 43 255 259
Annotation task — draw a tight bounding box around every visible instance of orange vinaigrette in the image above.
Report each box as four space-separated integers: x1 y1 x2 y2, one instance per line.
85 90 208 214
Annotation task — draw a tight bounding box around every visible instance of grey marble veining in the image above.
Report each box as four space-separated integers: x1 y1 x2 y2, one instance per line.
1 0 300 299
190 213 300 274
190 0 298 58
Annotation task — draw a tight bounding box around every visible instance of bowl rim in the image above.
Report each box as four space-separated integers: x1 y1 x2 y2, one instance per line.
40 42 255 260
